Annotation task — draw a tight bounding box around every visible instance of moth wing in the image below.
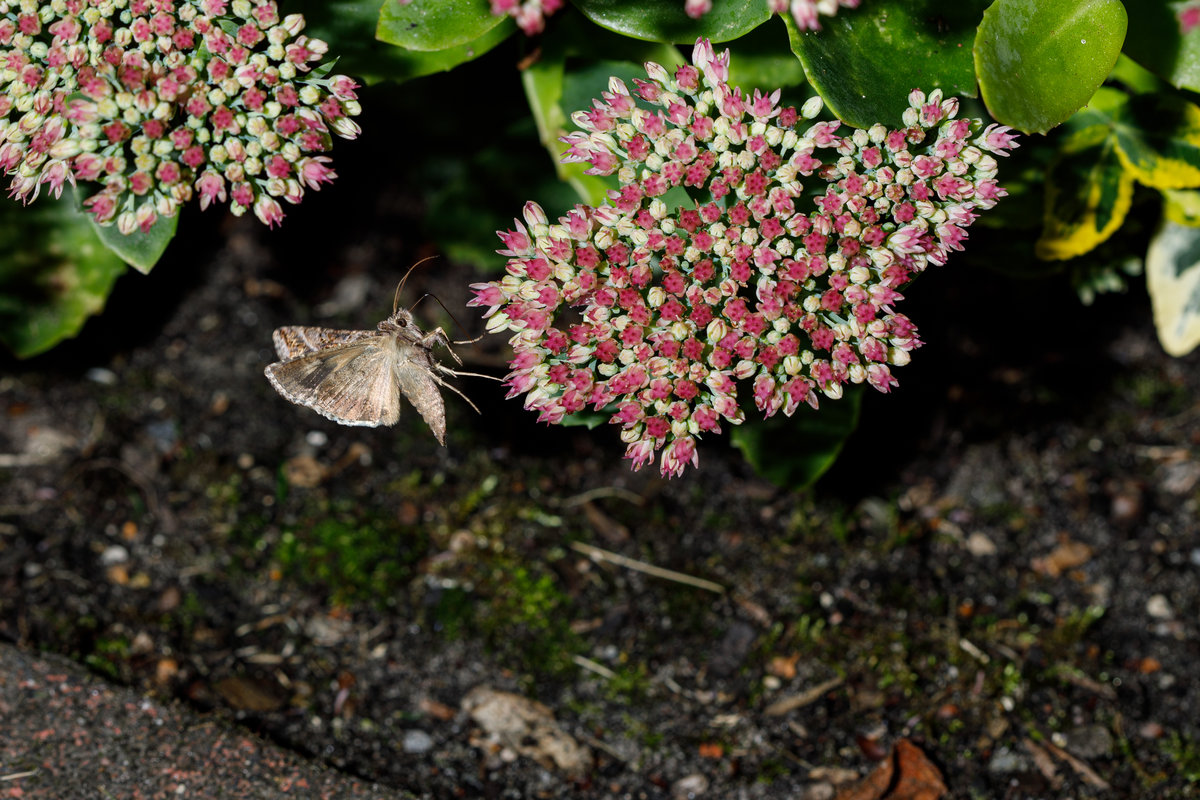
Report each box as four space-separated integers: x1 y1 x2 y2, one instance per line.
265 341 401 427
272 326 379 360
394 347 447 446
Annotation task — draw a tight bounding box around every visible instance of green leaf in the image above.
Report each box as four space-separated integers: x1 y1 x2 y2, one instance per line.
729 387 863 490
786 0 984 128
88 205 178 275
381 20 516 80
522 55 618 207
1145 219 1200 356
0 196 127 358
573 0 770 43
1035 110 1134 260
520 16 684 206
376 0 505 51
1123 1 1200 93
292 0 513 83
560 409 610 429
975 0 1127 134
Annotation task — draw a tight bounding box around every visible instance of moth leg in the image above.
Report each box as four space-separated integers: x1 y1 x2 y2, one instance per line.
422 326 463 365
429 369 481 415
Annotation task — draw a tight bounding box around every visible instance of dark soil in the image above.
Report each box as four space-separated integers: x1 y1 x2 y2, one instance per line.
3 82 1200 800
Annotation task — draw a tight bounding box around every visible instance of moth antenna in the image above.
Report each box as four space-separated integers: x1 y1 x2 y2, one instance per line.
410 292 475 342
394 256 439 313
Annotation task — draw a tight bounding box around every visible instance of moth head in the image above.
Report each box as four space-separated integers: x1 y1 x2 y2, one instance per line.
381 307 416 332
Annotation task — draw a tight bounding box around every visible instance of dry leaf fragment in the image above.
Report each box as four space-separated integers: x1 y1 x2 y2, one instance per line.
834 739 947 800
462 687 592 775
1031 536 1092 577
212 675 286 712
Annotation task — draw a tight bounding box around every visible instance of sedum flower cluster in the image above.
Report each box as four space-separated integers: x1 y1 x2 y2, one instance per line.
686 0 861 29
471 39 1017 478
490 0 562 36
0 0 361 232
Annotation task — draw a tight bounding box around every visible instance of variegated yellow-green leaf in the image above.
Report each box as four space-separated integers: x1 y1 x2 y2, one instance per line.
1163 188 1200 226
1109 93 1200 190
1145 219 1200 356
1036 127 1134 260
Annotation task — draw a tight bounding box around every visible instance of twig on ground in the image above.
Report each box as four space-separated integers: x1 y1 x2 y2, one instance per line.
570 541 724 594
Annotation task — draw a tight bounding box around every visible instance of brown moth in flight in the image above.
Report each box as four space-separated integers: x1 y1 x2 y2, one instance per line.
265 295 476 445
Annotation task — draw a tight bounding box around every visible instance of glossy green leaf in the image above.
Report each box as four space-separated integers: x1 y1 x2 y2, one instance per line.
0 196 127 358
975 0 1127 134
376 0 504 51
1145 219 1200 356
1123 1 1200 93
573 0 770 43
786 0 983 128
381 21 515 80
1035 119 1133 260
730 388 862 491
292 0 513 82
89 206 178 275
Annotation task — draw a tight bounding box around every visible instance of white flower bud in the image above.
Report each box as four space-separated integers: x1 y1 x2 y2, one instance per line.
733 360 757 379
706 318 728 343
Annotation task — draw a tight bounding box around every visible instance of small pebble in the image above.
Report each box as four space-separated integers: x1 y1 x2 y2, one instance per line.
100 545 129 566
802 783 835 800
965 531 998 557
1146 594 1173 619
306 430 328 447
85 367 118 386
987 746 1032 775
672 773 709 799
402 729 434 754
1064 724 1113 759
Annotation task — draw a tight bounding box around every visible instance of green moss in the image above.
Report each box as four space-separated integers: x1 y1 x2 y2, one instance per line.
84 635 130 680
604 661 651 701
1164 733 1200 783
274 514 425 607
479 566 582 676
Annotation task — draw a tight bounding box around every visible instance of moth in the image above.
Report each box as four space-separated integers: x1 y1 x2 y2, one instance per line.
264 292 477 445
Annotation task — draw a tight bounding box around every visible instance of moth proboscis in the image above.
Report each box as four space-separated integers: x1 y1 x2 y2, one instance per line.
264 293 484 445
